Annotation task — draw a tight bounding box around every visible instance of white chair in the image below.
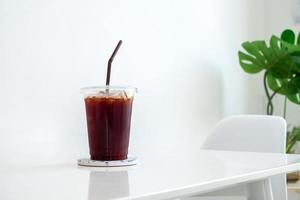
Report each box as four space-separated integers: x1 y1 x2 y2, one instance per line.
185 115 287 200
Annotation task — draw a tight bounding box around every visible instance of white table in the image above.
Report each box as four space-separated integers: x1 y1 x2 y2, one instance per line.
2 150 300 200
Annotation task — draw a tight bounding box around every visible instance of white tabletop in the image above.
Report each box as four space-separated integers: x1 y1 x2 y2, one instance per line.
2 150 300 200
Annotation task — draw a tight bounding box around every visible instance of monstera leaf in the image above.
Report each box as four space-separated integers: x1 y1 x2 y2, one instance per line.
281 29 296 44
266 73 300 104
239 35 300 78
276 30 300 104
267 74 298 95
239 29 300 105
281 29 300 72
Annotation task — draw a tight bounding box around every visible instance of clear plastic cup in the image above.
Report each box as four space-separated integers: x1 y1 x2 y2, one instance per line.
81 86 137 161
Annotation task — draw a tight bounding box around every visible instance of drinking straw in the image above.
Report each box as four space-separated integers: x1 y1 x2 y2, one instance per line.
106 40 123 86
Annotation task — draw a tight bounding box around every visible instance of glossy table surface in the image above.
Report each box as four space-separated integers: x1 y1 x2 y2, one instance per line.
2 150 300 200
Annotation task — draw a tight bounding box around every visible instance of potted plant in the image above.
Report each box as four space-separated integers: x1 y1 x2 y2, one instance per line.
238 29 300 180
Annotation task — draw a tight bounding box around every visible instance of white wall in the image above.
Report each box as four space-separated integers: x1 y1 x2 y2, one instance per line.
0 0 266 164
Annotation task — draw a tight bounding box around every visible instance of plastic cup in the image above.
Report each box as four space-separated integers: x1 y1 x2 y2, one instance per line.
81 86 137 161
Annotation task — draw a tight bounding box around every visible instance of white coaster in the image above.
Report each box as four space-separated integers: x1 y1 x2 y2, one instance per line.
78 156 137 167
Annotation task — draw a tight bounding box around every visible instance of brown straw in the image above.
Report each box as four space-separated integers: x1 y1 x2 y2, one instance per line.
106 40 123 85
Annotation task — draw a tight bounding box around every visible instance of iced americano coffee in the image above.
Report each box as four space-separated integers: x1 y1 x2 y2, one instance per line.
82 86 137 161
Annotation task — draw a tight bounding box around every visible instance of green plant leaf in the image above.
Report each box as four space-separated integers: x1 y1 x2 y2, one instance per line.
287 93 300 104
238 51 264 73
291 55 300 65
294 76 300 89
238 30 300 107
238 36 300 76
270 36 285 56
286 125 300 153
281 29 295 44
252 41 273 61
269 60 292 78
242 42 267 63
267 73 298 95
289 55 300 73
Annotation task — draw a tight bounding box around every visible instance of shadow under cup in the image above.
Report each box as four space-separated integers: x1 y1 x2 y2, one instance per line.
81 86 137 161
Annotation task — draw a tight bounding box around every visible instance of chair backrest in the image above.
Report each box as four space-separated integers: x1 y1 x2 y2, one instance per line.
201 115 287 200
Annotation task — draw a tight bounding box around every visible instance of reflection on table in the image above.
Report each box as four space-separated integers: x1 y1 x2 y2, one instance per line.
87 168 130 200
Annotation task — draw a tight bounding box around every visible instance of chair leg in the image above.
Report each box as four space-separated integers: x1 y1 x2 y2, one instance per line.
247 178 274 200
263 178 274 200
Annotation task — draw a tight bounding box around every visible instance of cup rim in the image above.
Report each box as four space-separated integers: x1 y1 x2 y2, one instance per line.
80 85 137 95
